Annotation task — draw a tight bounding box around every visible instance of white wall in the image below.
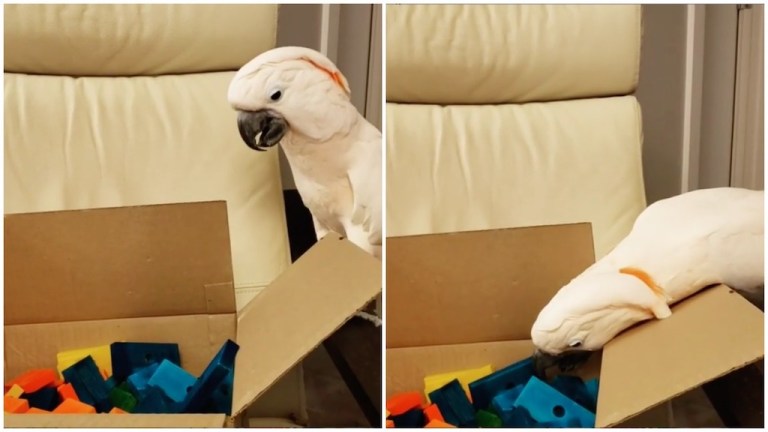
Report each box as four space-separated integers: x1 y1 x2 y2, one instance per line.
637 5 763 204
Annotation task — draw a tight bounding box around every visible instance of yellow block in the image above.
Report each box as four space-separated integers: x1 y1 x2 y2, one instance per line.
424 364 493 402
4 384 24 398
56 344 112 378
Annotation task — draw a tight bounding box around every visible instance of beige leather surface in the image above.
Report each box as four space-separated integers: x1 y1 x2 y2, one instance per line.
4 72 290 309
4 4 277 76
387 5 641 104
386 96 646 258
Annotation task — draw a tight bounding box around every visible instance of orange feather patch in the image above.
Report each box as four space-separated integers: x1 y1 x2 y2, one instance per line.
303 58 348 93
619 267 666 297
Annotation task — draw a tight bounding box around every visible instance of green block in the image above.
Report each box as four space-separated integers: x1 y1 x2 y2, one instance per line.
109 386 138 413
476 409 502 428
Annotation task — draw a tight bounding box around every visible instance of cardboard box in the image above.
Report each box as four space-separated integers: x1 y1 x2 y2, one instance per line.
4 201 381 427
386 223 764 427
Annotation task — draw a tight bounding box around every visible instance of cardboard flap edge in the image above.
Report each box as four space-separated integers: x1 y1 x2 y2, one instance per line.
595 285 764 427
231 234 382 415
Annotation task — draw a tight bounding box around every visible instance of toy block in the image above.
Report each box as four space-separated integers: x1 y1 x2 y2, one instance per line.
20 387 59 411
179 339 239 414
513 376 595 427
108 386 138 413
385 419 394 428
110 342 181 381
423 403 444 422
428 379 477 428
47 379 64 389
126 362 160 395
386 391 423 416
490 384 524 417
425 419 456 428
5 369 58 393
496 405 537 427
109 407 128 414
133 386 175 414
57 383 79 402
147 359 197 404
585 378 599 406
424 364 493 402
25 407 51 414
550 374 597 412
201 368 235 415
390 407 426 428
62 355 113 413
57 344 112 379
4 395 30 413
468 357 534 410
52 398 97 414
475 409 502 427
5 384 24 398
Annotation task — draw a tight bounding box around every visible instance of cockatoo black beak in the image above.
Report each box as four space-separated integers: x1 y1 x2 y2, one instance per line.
236 109 288 151
533 349 592 379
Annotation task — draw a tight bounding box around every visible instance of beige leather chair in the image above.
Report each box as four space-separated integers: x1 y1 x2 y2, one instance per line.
387 5 646 259
5 4 306 425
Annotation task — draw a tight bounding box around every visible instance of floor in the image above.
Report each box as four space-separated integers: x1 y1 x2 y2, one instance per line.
303 345 369 427
670 388 725 427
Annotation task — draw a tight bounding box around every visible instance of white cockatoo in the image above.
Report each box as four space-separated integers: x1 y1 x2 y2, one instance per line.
530 187 764 375
227 46 382 259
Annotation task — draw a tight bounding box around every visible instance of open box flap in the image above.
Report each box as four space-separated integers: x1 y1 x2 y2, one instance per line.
4 202 236 325
386 223 595 348
3 413 226 427
231 234 382 416
596 285 764 427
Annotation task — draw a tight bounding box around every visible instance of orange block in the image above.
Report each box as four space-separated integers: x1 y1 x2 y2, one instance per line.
425 419 456 428
57 383 79 402
424 404 445 422
109 407 128 414
26 407 51 414
386 391 423 416
52 398 96 414
5 369 57 393
48 379 64 388
385 419 395 428
4 395 29 413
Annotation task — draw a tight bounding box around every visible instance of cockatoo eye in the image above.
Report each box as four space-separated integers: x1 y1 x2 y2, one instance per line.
569 340 583 348
269 88 283 102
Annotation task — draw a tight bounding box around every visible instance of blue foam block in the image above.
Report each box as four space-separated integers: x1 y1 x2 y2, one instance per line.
490 385 538 427
132 386 176 414
62 355 113 413
468 356 534 410
179 339 239 414
148 359 197 403
428 379 477 427
585 378 599 406
20 387 59 411
111 342 181 381
203 368 235 415
513 376 595 427
126 362 160 395
390 407 426 428
550 375 597 413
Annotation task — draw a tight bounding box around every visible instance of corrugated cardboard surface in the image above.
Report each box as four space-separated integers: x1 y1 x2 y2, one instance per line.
596 285 764 427
4 413 226 427
4 201 236 325
386 224 595 348
232 234 382 416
